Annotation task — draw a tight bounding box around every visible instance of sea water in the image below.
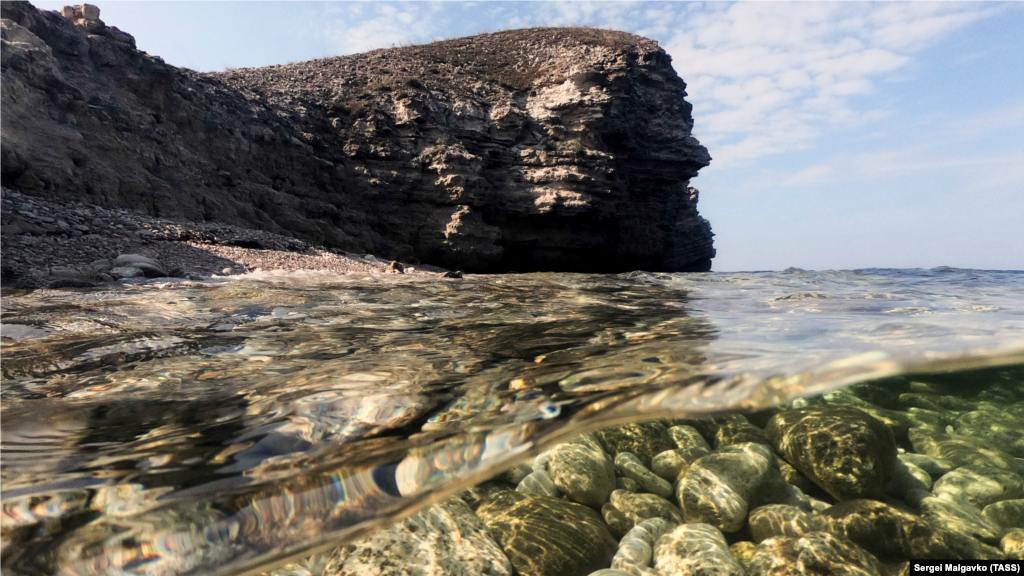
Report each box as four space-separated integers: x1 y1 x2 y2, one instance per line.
1 267 1022 575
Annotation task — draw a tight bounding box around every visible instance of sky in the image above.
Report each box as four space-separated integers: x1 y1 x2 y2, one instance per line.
32 1 1024 272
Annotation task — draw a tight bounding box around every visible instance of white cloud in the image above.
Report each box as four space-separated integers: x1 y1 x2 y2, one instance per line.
294 1 1004 169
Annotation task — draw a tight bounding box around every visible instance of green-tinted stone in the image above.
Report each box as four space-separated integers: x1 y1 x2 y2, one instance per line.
477 490 617 576
765 406 898 501
594 422 674 467
748 531 883 576
909 428 1024 474
815 499 1005 560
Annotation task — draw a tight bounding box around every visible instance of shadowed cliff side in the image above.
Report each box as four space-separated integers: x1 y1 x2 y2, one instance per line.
1 1 715 272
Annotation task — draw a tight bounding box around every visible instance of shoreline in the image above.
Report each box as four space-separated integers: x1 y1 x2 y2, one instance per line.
0 187 451 290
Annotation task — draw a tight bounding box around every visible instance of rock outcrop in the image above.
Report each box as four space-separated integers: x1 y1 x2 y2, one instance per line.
1 2 715 273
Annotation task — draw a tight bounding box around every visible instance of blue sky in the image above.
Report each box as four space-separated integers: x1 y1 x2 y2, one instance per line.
33 1 1024 272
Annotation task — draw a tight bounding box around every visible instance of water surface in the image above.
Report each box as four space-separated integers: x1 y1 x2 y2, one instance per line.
2 267 1022 575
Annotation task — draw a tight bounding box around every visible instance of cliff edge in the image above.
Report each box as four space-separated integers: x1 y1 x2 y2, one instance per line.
1 2 715 272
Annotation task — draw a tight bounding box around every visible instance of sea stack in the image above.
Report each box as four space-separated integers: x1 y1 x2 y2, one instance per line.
1 2 715 272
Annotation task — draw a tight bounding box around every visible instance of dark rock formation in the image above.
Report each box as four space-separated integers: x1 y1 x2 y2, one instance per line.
1 2 715 273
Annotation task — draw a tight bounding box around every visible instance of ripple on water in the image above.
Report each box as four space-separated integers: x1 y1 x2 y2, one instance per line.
1 269 1023 575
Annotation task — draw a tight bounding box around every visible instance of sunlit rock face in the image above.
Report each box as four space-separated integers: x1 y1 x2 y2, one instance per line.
1 2 714 272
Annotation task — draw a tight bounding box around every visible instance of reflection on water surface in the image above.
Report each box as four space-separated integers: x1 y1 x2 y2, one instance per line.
2 268 1023 575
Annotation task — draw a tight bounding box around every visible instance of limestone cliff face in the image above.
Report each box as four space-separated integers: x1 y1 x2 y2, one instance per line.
1 2 715 272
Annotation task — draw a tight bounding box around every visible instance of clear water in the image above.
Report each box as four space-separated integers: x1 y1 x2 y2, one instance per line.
1 267 1022 575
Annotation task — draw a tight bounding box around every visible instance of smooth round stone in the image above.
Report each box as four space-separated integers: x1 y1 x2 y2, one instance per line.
778 460 814 493
815 499 1005 560
897 450 950 477
613 538 652 566
1003 529 1024 560
651 449 690 483
730 541 757 570
110 265 144 279
747 531 883 576
608 562 661 576
323 497 512 576
653 523 744 576
547 442 616 507
114 253 161 267
956 408 1024 458
984 499 1024 530
620 518 675 547
616 477 640 492
901 460 934 489
748 504 815 543
678 442 809 532
714 420 770 449
808 497 832 513
614 452 673 499
603 502 634 538
932 465 1024 508
517 469 561 498
667 425 711 453
533 449 554 472
595 422 674 467
609 489 684 525
765 405 898 501
907 408 954 433
477 490 617 576
909 428 1024 474
921 494 1003 545
889 460 934 508
588 571 634 576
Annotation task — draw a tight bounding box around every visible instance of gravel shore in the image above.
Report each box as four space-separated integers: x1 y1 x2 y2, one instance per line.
1 187 451 289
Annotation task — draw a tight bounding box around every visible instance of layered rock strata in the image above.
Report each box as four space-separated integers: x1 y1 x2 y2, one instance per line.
1 2 715 273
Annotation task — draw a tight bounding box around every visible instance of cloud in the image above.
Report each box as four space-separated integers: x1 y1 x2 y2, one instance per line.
655 3 1005 167
294 2 1004 168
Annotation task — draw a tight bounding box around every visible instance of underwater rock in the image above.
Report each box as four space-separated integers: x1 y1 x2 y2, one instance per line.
547 442 616 507
747 531 883 576
983 499 1024 531
889 460 934 508
616 477 640 493
677 442 809 532
730 541 757 570
908 428 1024 474
602 502 635 539
619 518 676 548
653 523 745 576
954 408 1024 458
651 449 691 484
815 499 1005 560
778 460 815 494
714 419 771 450
920 494 1004 545
595 422 674 468
667 425 712 454
906 408 954 434
476 490 616 576
1003 529 1024 560
611 537 651 568
322 497 512 576
765 405 898 501
517 469 562 499
932 465 1024 508
613 452 673 499
748 504 815 543
898 453 954 478
608 489 684 525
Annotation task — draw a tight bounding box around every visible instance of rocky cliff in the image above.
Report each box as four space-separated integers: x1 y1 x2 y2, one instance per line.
1 2 715 272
